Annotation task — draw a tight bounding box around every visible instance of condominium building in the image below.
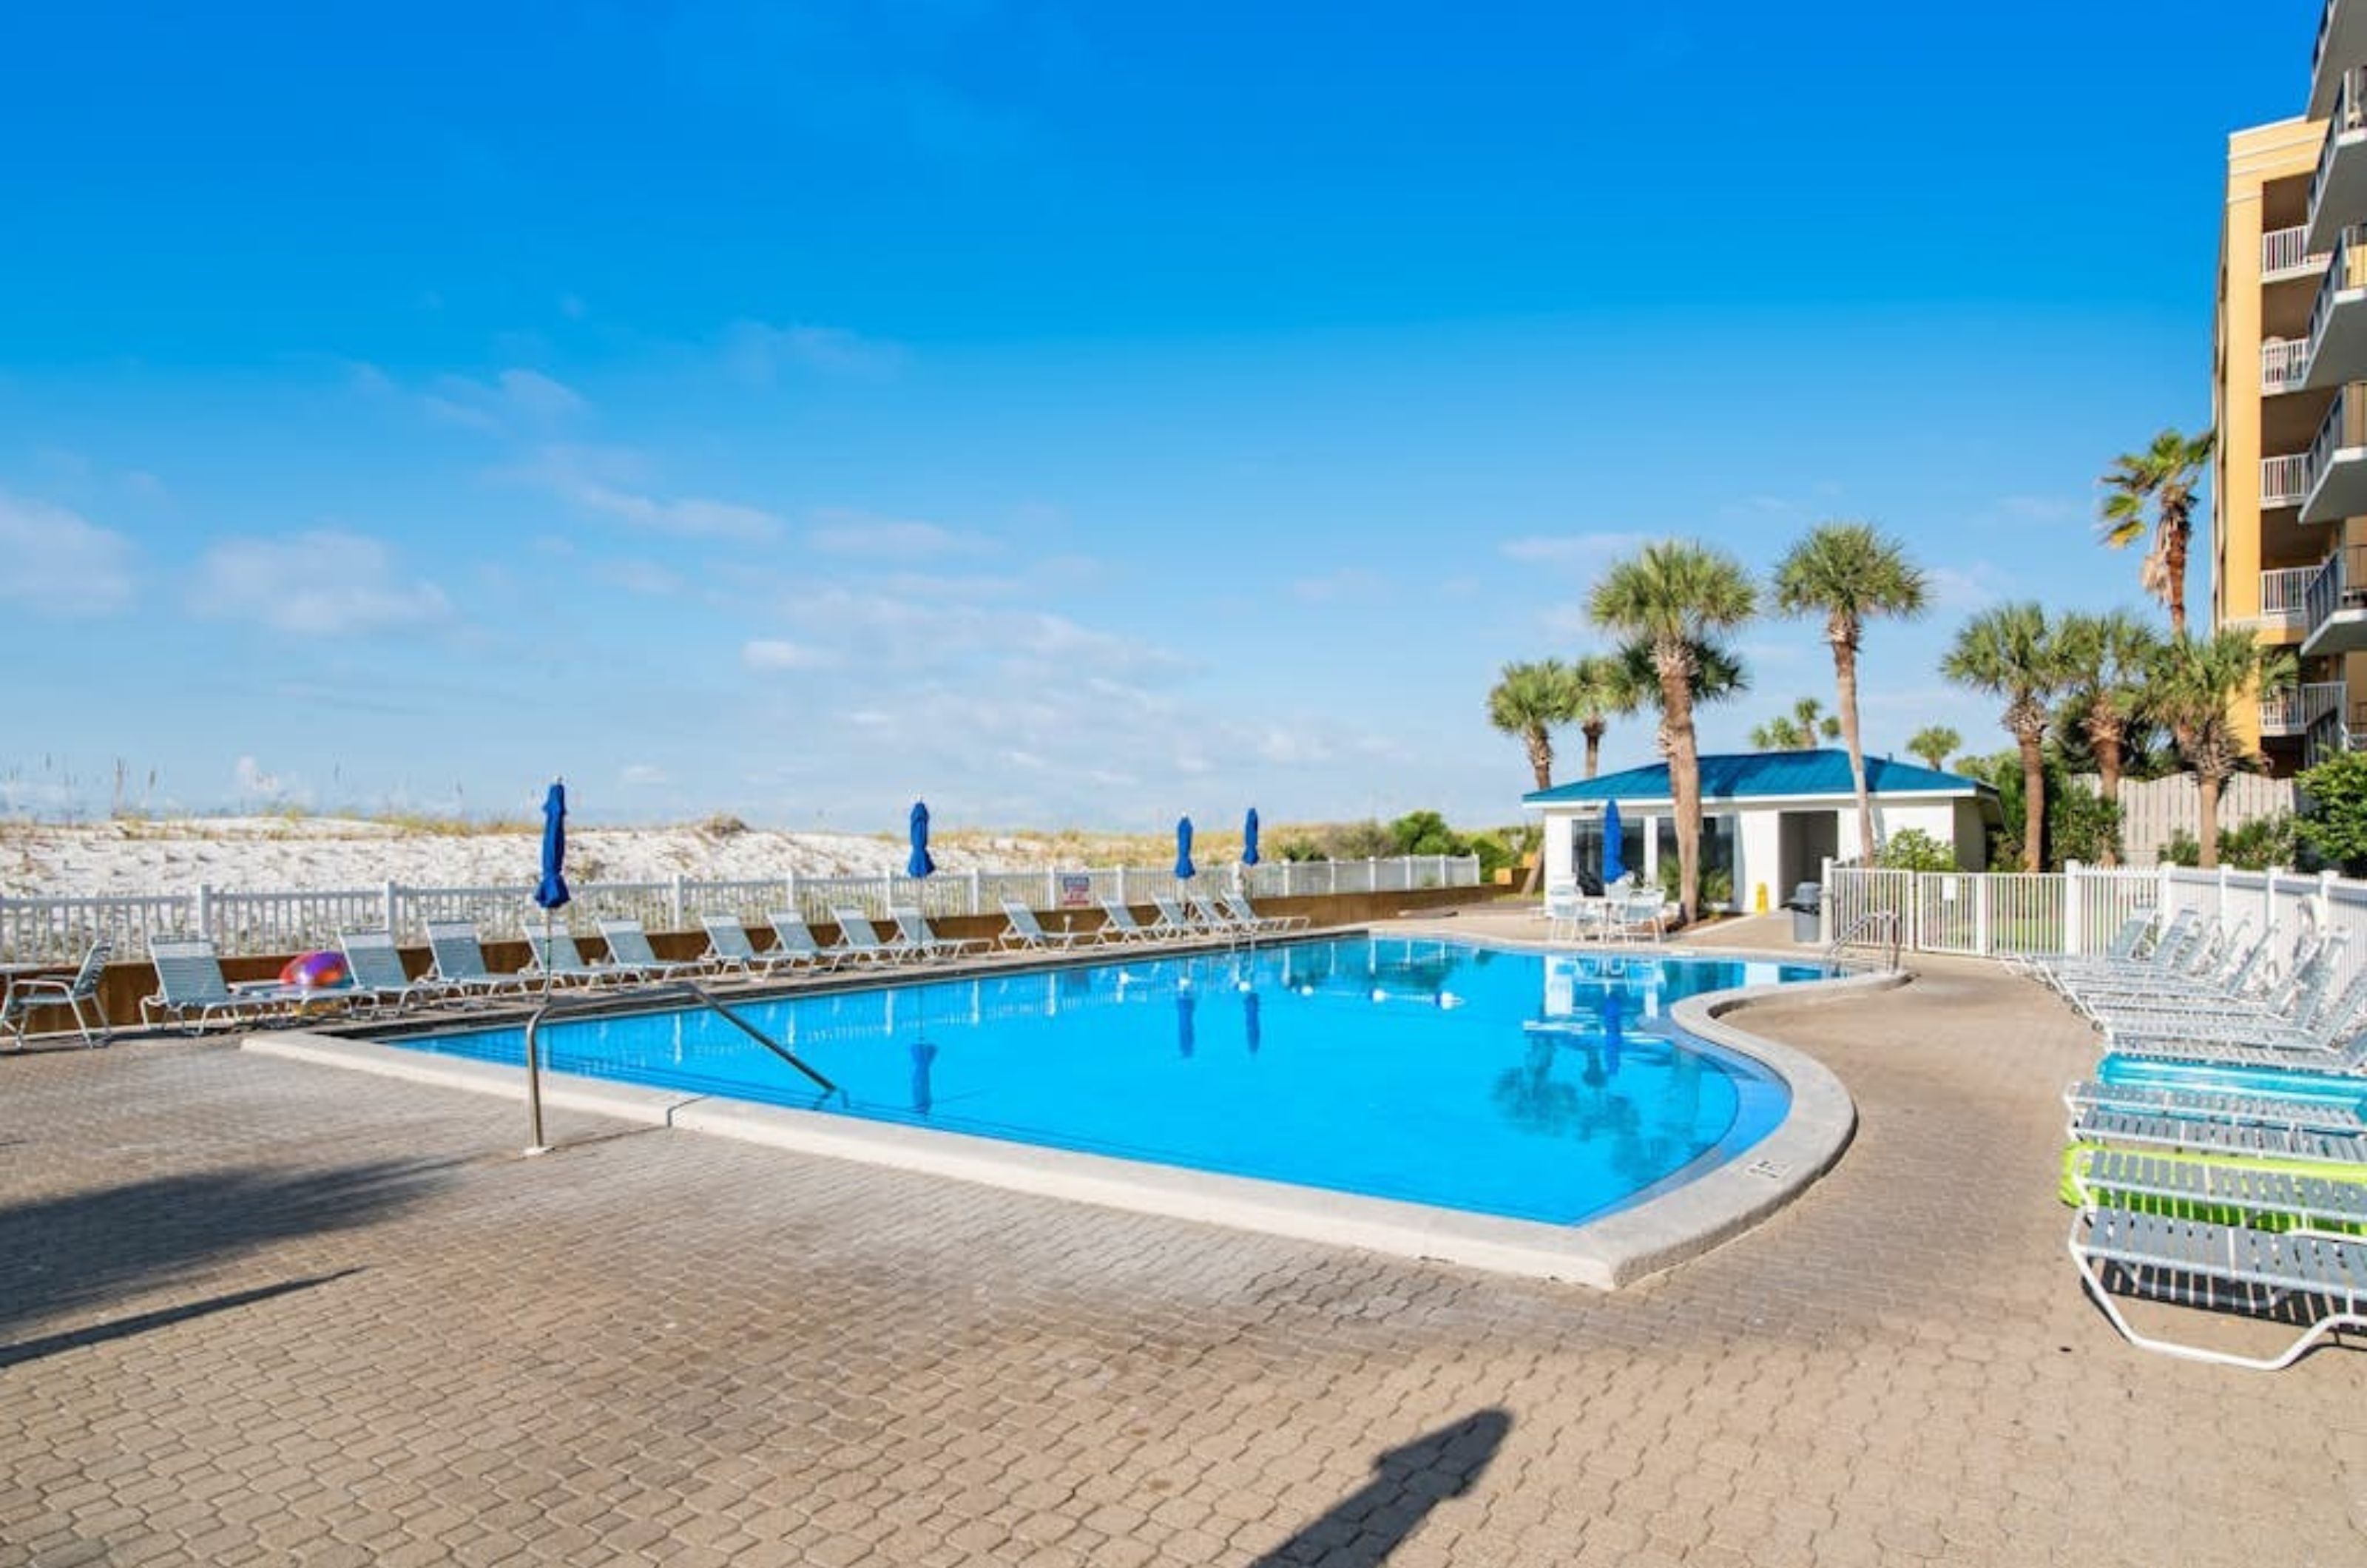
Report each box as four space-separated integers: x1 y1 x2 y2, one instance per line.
2212 1 2367 770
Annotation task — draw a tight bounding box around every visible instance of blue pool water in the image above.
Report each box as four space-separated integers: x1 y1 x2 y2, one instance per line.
393 938 1824 1226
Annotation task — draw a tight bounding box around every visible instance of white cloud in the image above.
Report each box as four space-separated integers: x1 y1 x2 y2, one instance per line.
742 638 839 671
1929 564 2011 614
192 530 453 635
1499 531 1655 564
1292 567 1385 603
530 447 783 541
592 559 684 596
233 755 303 803
422 368 587 435
0 492 137 616
806 511 990 558
724 320 906 382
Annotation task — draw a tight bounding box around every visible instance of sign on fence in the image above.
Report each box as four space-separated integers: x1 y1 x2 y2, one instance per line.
1058 873 1093 908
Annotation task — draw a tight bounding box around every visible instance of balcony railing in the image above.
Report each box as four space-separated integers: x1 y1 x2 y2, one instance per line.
2265 338 2312 393
2303 541 2367 642
2308 228 2367 376
2264 451 2314 507
2260 680 2346 735
2306 385 2367 515
2262 563 2322 617
2312 67 2367 240
2264 226 2329 281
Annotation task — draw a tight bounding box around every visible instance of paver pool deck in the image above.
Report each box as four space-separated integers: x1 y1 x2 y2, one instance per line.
3 916 2363 1567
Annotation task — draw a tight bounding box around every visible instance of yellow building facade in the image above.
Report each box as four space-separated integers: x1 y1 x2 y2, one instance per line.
2213 1 2367 768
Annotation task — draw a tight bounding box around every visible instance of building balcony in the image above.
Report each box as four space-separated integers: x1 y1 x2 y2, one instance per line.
2315 0 2367 120
2265 452 2314 510
2264 226 2331 285
2300 384 2367 524
2302 541 2367 656
2266 338 2313 394
2306 697 2367 765
2306 229 2367 388
2261 680 2346 737
2258 564 2321 635
2309 67 2367 253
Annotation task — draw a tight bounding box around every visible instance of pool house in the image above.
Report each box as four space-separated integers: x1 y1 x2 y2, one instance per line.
1522 749 2000 913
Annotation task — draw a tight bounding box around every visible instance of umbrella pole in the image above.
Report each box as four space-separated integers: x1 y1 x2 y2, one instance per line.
526 906 552 1155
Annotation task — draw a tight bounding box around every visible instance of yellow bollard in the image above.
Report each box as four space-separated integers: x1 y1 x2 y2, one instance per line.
1753 882 1769 913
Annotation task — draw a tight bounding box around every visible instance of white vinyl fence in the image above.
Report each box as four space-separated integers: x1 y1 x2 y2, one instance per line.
1826 862 2367 1001
0 855 1482 962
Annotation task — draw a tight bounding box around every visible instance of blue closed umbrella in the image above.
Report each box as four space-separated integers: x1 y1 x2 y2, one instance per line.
907 800 936 879
1601 800 1626 885
1175 816 1195 881
535 781 570 910
1243 808 1260 868
1177 993 1197 1058
1243 989 1262 1054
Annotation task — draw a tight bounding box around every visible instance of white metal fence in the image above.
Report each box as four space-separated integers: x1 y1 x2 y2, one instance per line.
1825 862 2367 1000
0 855 1483 962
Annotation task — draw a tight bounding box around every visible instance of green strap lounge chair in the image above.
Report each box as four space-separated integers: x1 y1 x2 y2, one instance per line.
764 912 849 972
703 913 815 978
338 930 462 1011
141 937 320 1032
998 901 1097 952
424 921 538 999
891 907 990 962
595 918 708 981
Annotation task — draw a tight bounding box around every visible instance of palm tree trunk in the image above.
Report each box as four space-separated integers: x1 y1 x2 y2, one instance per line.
2197 771 2221 870
1832 629 1874 865
2096 731 2123 869
1520 729 1554 893
1582 721 1604 780
2164 520 2189 640
1660 649 1701 926
2016 728 2046 873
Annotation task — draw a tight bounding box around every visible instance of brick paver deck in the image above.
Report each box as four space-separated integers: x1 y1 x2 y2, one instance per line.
3 942 2363 1567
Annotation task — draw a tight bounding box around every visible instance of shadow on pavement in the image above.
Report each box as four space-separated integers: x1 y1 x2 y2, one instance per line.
0 1160 453 1339
0 1268 363 1368
1248 1408 1511 1567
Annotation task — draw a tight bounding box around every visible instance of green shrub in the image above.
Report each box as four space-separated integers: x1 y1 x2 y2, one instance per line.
2158 828 2201 868
1657 860 1734 908
2218 811 2300 872
2299 751 2367 876
1875 828 1956 873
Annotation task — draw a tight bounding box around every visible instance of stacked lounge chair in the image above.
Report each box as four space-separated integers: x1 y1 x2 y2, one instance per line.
2044 909 2367 1368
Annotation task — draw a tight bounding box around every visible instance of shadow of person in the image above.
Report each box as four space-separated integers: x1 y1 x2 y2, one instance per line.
1247 1408 1511 1567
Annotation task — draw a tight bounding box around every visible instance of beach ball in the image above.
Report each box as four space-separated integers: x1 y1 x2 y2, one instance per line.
281 950 348 990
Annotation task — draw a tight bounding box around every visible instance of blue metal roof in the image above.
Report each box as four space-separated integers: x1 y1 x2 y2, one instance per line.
1522 748 1991 807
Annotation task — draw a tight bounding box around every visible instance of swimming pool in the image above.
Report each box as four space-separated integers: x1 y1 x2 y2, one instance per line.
385 937 1826 1228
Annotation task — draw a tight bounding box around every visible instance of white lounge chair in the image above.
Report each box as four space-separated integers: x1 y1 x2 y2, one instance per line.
1095 900 1166 945
339 930 463 1011
765 911 851 972
999 901 1097 952
828 908 920 965
704 913 819 978
519 929 638 987
425 921 538 999
141 936 324 1031
891 907 990 962
595 918 709 981
1223 892 1307 933
1 939 112 1045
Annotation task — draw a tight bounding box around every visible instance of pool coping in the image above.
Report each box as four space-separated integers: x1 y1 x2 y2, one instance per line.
240 950 1902 1289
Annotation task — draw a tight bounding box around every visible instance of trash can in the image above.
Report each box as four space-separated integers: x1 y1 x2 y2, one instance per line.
1781 882 1822 943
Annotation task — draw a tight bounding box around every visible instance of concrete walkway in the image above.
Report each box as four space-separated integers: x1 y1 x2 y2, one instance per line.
1 938 2361 1567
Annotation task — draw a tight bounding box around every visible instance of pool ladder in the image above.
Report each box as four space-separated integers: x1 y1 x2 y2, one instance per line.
522 979 837 1154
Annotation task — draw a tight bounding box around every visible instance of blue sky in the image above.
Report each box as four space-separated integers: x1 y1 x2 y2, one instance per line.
0 1 2314 829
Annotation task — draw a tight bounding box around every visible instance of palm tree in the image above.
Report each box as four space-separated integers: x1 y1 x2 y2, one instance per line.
2147 631 2296 869
1486 659 1580 794
1751 696 1843 751
2098 429 2215 637
1772 523 1931 865
1611 637 1751 746
1905 725 1960 772
2055 609 2157 865
1590 541 1757 924
1488 660 1580 893
1569 654 1632 780
1941 603 2068 872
